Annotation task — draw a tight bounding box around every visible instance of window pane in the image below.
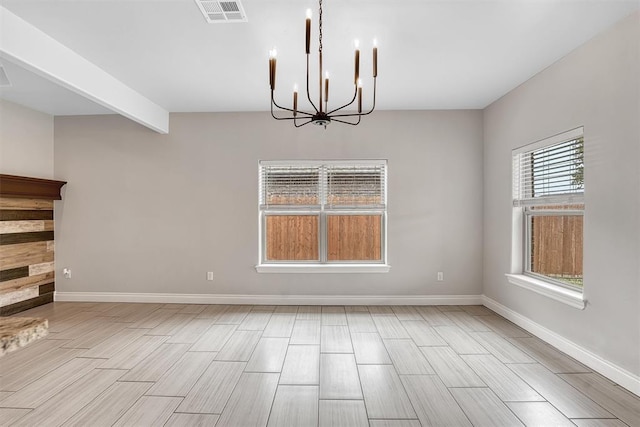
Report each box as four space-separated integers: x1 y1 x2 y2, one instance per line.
530 214 583 287
327 215 382 261
266 215 319 261
530 137 584 197
513 135 583 206
326 165 385 207
261 166 320 206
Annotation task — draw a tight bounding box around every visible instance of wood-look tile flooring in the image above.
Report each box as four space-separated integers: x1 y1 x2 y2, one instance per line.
2 303 639 427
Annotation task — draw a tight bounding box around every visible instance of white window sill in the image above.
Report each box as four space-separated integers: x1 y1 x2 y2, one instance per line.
505 274 585 310
256 264 391 273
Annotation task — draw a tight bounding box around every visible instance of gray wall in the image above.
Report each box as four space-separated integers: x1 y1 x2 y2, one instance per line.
483 12 639 374
0 99 54 178
53 110 484 297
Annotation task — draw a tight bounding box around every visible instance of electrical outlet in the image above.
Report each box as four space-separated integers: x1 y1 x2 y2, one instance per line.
437 271 444 281
207 272 214 281
63 268 72 279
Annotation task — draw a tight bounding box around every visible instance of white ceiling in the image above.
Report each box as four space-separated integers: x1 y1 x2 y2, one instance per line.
0 61 113 115
1 0 638 116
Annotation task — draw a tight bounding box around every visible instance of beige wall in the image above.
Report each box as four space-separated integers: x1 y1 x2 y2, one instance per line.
483 12 639 375
53 110 484 298
0 99 54 178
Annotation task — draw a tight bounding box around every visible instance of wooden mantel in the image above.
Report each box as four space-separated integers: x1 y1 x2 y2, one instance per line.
0 174 67 200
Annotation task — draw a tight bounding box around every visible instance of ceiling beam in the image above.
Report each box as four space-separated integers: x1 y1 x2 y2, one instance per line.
0 6 169 134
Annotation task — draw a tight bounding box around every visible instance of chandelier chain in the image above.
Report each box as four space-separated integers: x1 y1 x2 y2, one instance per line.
318 0 323 53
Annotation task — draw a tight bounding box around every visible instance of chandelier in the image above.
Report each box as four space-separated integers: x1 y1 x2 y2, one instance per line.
268 0 377 128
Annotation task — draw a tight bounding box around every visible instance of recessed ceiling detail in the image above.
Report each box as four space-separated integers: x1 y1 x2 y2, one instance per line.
194 0 247 23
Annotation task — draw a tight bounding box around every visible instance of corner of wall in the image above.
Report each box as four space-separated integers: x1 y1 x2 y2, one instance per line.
0 99 54 179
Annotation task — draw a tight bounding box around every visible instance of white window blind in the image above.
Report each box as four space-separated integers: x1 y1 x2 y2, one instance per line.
260 165 321 208
513 136 584 207
326 164 386 208
259 161 387 209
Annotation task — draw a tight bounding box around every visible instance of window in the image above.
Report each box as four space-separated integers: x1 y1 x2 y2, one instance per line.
509 128 585 307
257 160 388 272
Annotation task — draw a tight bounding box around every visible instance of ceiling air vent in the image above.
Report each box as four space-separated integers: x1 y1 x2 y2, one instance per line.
194 0 248 23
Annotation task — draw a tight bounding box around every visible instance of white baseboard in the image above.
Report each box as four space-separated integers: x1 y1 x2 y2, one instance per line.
54 291 482 306
482 295 640 397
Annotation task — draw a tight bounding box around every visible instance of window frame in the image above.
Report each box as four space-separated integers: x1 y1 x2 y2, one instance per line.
507 128 586 309
256 160 389 273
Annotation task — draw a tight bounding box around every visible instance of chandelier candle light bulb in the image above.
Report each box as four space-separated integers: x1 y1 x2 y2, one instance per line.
358 79 363 113
305 9 312 54
324 71 329 107
373 39 378 77
354 39 360 84
269 0 377 127
269 48 277 90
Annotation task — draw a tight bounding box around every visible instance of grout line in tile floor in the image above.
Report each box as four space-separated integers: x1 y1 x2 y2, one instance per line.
3 302 638 426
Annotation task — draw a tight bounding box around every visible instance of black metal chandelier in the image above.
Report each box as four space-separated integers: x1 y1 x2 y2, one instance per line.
268 0 377 128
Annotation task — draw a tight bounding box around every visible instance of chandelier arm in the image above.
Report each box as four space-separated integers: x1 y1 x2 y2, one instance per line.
271 93 314 117
294 118 315 127
331 116 361 126
271 111 314 121
362 77 377 115
326 87 358 115
270 109 294 121
305 55 320 113
328 110 373 119
272 115 314 122
273 102 314 117
271 113 313 122
328 79 377 118
271 100 313 121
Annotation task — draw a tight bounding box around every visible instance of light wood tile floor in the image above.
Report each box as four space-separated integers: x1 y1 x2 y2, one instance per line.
3 302 639 427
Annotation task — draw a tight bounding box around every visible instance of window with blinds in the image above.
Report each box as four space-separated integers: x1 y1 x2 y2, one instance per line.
258 160 387 265
512 129 584 291
513 136 584 206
